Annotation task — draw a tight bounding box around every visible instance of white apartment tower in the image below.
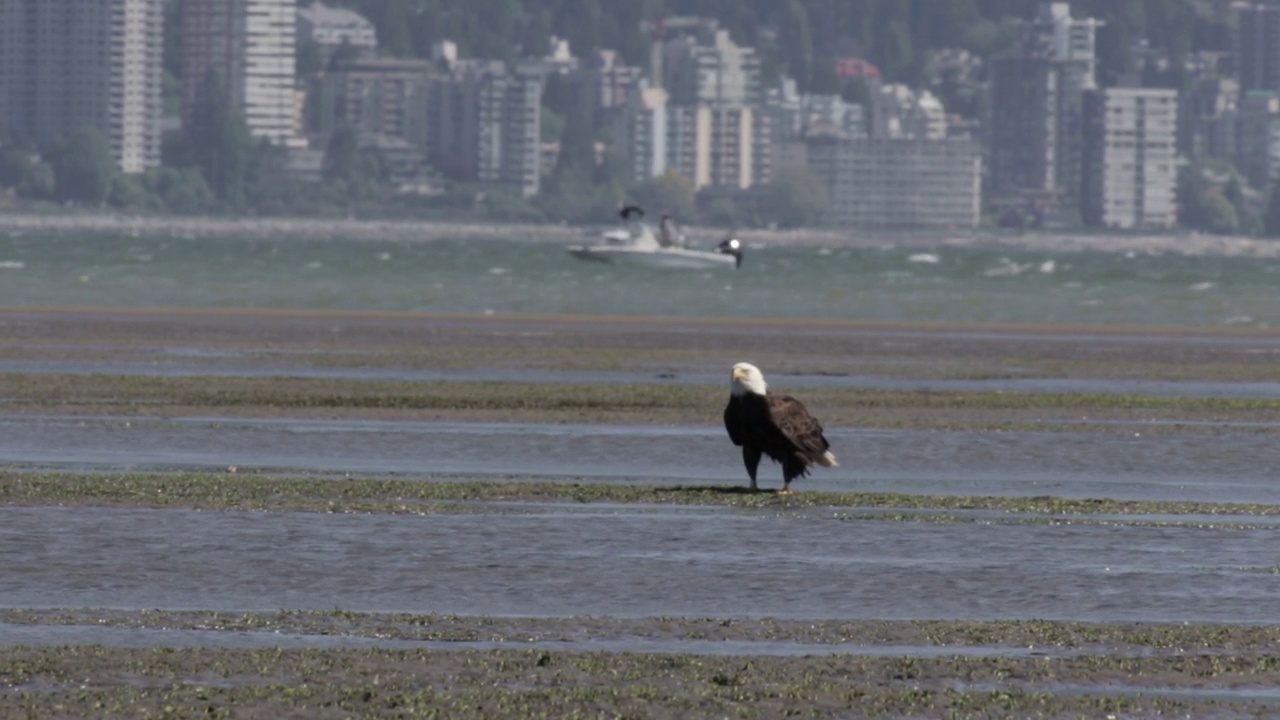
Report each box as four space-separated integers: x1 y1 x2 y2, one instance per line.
0 0 162 173
181 0 298 144
1082 88 1178 229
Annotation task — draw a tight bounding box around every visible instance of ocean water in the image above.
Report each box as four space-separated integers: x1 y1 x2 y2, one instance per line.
1 232 1279 326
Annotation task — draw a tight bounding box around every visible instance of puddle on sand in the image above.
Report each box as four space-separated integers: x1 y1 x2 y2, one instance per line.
4 506 1280 623
0 622 1082 658
2 416 1280 503
959 680 1280 707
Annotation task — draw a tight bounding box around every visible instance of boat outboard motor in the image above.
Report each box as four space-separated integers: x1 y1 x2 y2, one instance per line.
716 236 744 268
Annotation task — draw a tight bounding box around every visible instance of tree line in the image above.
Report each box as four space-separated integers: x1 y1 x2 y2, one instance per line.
328 0 1231 98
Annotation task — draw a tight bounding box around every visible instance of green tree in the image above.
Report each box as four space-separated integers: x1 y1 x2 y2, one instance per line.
109 174 158 211
0 139 35 189
53 126 117 204
757 166 829 228
703 196 739 227
152 166 216 214
323 122 361 184
1264 180 1280 237
1177 163 1210 229
538 110 599 222
777 0 813 89
630 169 697 222
1225 175 1262 236
378 0 415 57
1200 190 1239 235
174 71 255 209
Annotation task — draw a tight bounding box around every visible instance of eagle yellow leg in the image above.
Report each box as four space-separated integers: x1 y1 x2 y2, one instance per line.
777 484 793 496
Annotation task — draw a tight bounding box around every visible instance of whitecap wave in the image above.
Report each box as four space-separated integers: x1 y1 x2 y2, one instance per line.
984 258 1033 277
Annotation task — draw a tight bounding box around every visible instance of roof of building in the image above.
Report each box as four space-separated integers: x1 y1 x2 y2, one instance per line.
298 1 374 30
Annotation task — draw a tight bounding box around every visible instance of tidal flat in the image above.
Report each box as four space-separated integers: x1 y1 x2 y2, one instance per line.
8 609 1280 718
7 307 1280 717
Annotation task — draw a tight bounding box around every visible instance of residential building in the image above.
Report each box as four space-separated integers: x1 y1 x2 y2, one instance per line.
807 136 982 229
319 58 432 147
567 50 643 130
803 94 867 140
181 0 298 144
709 105 755 190
1179 75 1237 157
666 105 711 188
615 80 668 184
0 0 163 173
664 104 758 190
1237 3 1280 93
1081 87 1178 229
296 1 377 64
1233 90 1280 190
990 2 1103 221
877 84 947 139
428 60 543 196
661 25 761 106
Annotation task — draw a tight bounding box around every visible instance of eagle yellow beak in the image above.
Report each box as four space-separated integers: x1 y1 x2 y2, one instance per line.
731 367 747 382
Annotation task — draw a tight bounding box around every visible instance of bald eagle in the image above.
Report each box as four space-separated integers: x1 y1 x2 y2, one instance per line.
723 362 837 494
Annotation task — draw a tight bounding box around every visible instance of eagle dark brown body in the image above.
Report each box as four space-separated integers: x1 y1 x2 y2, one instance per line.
723 363 836 494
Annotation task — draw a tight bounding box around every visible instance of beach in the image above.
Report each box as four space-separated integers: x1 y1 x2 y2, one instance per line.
4 307 1280 716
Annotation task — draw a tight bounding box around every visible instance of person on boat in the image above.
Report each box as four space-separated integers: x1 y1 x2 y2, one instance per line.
658 213 686 249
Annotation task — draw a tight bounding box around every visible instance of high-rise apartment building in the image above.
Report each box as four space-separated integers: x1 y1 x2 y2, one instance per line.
650 18 766 191
990 2 1103 220
1081 87 1178 229
1232 90 1280 190
0 0 162 173
319 58 432 147
181 0 297 144
615 80 668 184
664 104 757 190
662 27 761 107
1237 3 1280 93
428 61 543 197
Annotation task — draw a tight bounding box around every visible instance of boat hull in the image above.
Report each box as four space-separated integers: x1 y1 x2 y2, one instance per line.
567 245 738 270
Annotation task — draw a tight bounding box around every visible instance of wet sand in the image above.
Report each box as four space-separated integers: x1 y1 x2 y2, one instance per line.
6 306 1280 717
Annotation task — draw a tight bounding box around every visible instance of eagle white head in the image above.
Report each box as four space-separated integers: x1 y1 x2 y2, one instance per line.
730 362 768 396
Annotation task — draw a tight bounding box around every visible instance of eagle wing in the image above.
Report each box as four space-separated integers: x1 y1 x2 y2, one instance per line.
723 396 749 446
767 393 830 458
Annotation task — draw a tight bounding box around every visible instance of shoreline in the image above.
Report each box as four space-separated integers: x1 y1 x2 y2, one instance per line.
3 210 1280 256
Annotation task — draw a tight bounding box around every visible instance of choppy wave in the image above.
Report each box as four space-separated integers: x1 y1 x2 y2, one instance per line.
0 233 1275 327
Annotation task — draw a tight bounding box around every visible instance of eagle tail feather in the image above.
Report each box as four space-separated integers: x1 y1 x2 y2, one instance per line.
817 451 837 467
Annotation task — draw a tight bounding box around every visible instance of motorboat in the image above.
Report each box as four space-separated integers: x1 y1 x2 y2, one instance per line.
567 207 743 270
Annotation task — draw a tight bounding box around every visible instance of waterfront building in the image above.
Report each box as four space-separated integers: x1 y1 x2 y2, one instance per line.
181 0 298 144
1081 87 1178 229
0 0 163 172
807 136 982 229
